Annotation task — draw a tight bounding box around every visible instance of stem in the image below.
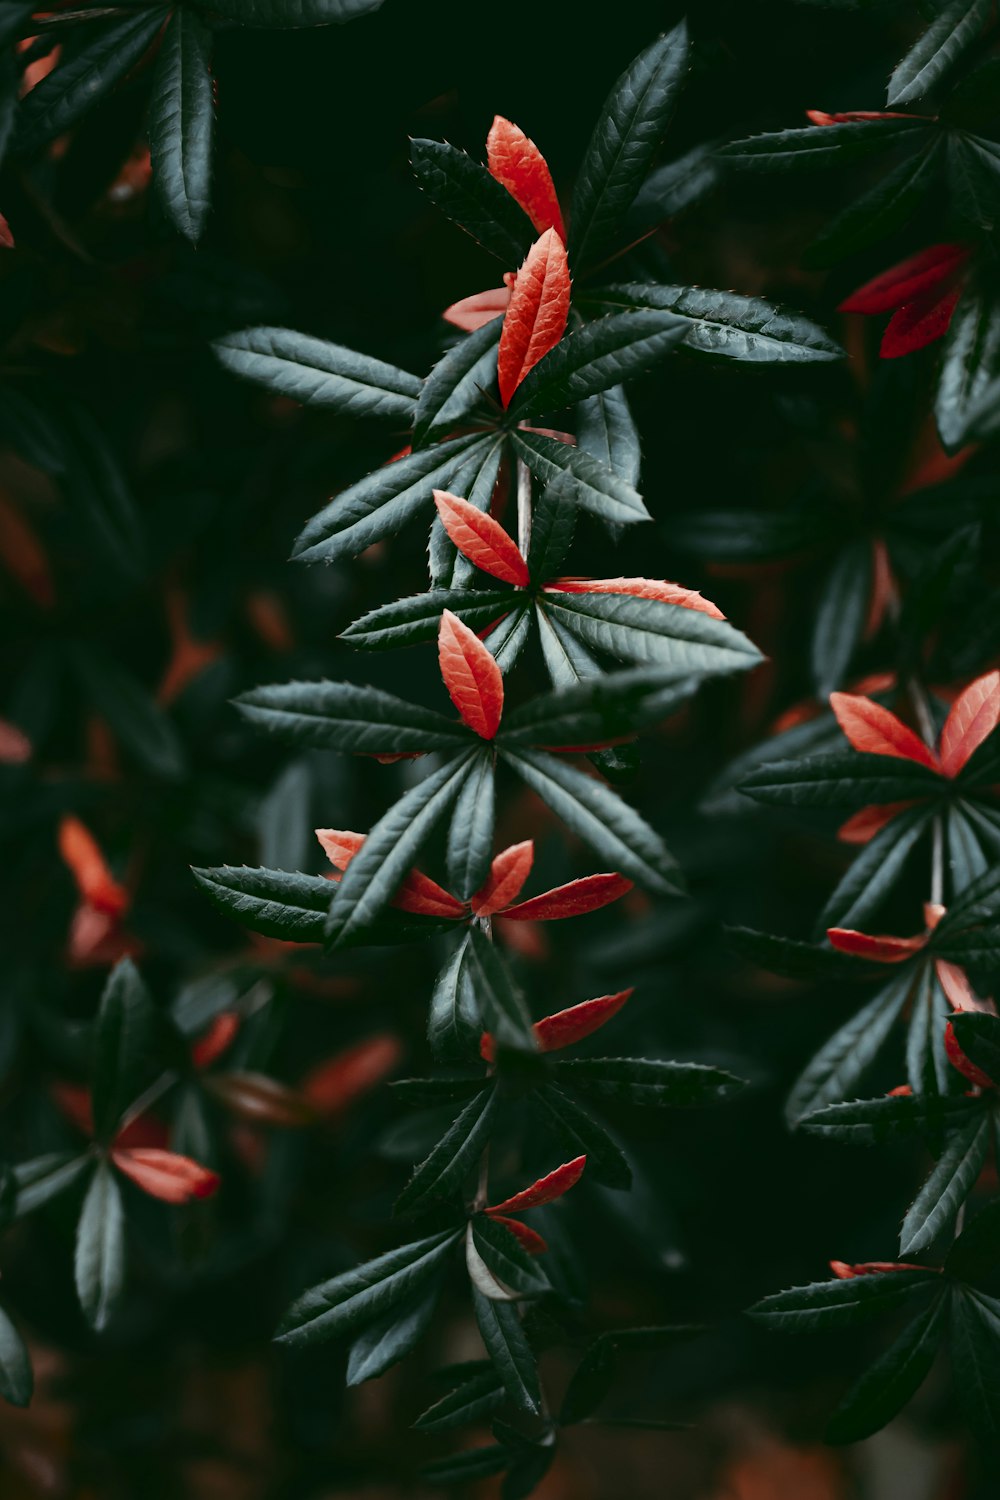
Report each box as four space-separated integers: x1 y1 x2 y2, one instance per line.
516 457 532 560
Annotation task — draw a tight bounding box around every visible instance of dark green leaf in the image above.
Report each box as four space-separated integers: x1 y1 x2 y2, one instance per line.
535 1084 632 1190
413 320 501 446
409 137 535 264
509 311 688 419
59 401 145 580
626 144 719 230
419 1445 509 1485
799 1092 984 1144
559 1337 615 1423
446 750 495 901
511 429 650 527
542 590 762 675
148 8 214 244
552 1056 744 1108
806 142 942 266
887 0 992 106
465 927 534 1052
471 1287 540 1414
949 1012 1000 1084
428 933 482 1061
14 1153 91 1218
213 327 419 420
811 541 871 698
92 958 161 1142
414 1365 504 1432
948 1287 1000 1440
536 607 602 687
234 679 470 753
826 1293 946 1443
429 437 507 588
342 587 514 651
719 118 930 172
526 472 577 581
72 646 184 779
815 806 932 935
0 1305 32 1407
396 1087 498 1215
899 1112 991 1255
726 926 869 980
946 1197 1000 1284
472 1216 550 1297
748 1269 941 1331
499 667 696 750
786 972 914 1123
345 1278 443 1385
934 285 1000 454
575 385 641 487
588 283 843 362
74 1163 125 1333
739 751 943 810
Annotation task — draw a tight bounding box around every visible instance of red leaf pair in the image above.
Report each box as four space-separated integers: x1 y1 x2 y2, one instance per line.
839 244 970 359
480 987 632 1063
484 1155 587 1253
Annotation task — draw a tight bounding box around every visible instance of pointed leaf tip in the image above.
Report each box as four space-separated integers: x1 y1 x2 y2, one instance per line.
497 230 571 407
939 670 1000 778
438 610 504 738
486 116 565 241
471 840 534 916
830 692 939 771
433 490 529 586
486 1155 587 1215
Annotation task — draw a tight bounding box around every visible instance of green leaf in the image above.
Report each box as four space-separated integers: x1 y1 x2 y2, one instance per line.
234 679 471 753
74 1163 125 1333
193 0 384 24
815 806 932 935
465 927 534 1052
887 0 992 106
805 142 942 266
341 587 515 651
899 1113 992 1255
413 320 501 446
949 1012 1000 1084
15 8 169 154
511 429 650 527
58 401 145 580
588 283 843 362
569 23 690 269
810 542 871 698
409 137 535 264
739 750 943 810
748 1269 941 1331
552 1057 744 1108
575 385 641 487
0 1305 32 1407
559 1337 615 1423
626 144 719 229
786 972 914 1124
719 118 930 172
509 310 688 419
148 8 214 244
946 1197 1000 1284
799 1092 984 1144
934 285 1000 454
446 750 496 901
293 433 490 563
471 1287 540 1414
258 760 311 872
396 1087 498 1216
275 1231 460 1350
419 1444 509 1485
72 646 184 780
542 590 762 675
191 865 445 945
92 958 161 1142
933 923 1000 967
345 1278 443 1385
825 1292 947 1443
526 472 577 581
14 1153 92 1218
948 1287 1000 1440
414 1364 504 1432
472 1216 550 1297
934 862 1000 933
535 1085 632 1190
501 747 682 895
213 327 419 420
949 131 1000 232
325 753 474 947
499 668 696 750
726 926 867 980
536 607 602 688
428 933 482 1061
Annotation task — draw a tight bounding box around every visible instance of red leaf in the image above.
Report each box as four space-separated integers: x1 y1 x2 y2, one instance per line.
837 801 917 844
486 116 565 240
442 285 511 332
57 815 129 918
534 988 633 1052
864 538 896 639
934 958 996 1015
471 840 534 917
830 692 939 771
433 490 529 586
938 670 1000 777
0 214 13 251
191 1012 240 1071
51 1082 95 1137
881 281 961 358
317 828 464 917
806 110 915 125
826 927 927 962
301 1034 402 1116
546 576 724 619
830 1260 931 1279
944 1021 995 1089
497 229 571 408
114 1111 170 1151
486 1155 586 1215
111 1147 219 1204
501 871 633 921
315 828 365 871
438 609 504 738
486 1213 549 1255
0 718 31 764
839 244 969 314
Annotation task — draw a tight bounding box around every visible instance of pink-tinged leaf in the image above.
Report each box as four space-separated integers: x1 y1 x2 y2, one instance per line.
806 110 915 126
839 244 969 314
546 577 724 619
501 872 633 922
829 692 939 771
471 840 534 917
0 718 31 763
934 959 997 1016
301 1034 402 1116
111 1148 219 1204
826 927 928 962
438 609 504 738
837 802 917 844
534 988 633 1052
486 1213 549 1255
316 828 365 871
486 1155 586 1215
497 228 571 407
881 282 961 358
0 215 13 251
830 1260 931 1279
486 115 565 240
442 286 511 332
191 1011 240 1071
938 670 1000 777
57 815 129 918
944 1021 995 1089
433 490 529 586
392 869 466 919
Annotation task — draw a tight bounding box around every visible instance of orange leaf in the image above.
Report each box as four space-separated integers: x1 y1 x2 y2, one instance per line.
838 244 969 314
191 1012 240 1071
486 1155 586 1215
486 116 565 239
829 692 939 771
547 576 724 619
111 1147 219 1204
826 927 927 962
944 1021 995 1089
442 285 511 331
438 609 503 738
837 801 916 844
316 828 366 871
487 1213 548 1255
471 840 534 916
300 1034 402 1116
433 490 529 586
938 670 1000 777
497 229 570 408
501 872 632 921
0 717 31 764
535 988 632 1052
57 815 129 918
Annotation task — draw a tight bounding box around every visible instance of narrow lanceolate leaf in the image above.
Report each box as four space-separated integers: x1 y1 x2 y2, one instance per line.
527 472 577 579
887 0 992 106
748 1269 941 1331
235 680 470 754
543 590 761 675
627 143 719 230
275 1231 460 1350
806 144 942 267
719 118 930 173
341 587 513 652
825 1293 947 1444
815 805 932 934
799 1093 983 1145
15 8 169 155
196 0 385 23
552 1057 744 1108
500 669 697 751
934 287 1000 454
465 927 534 1051
148 8 214 244
587 284 843 362
949 1288 1000 1439
535 1085 632 1190
413 320 501 446
899 1113 992 1255
569 23 690 269
193 865 377 944
92 958 161 1142
446 751 496 901
811 542 871 698
0 1306 32 1407
410 138 536 264
434 491 529 586
213 328 419 420
395 1087 498 1215
14 1153 92 1218
509 310 688 419
487 116 564 238
473 1216 550 1297
786 972 914 1124
502 747 682 894
726 927 870 981
294 433 488 563
414 1364 504 1433
471 1287 541 1414
739 751 943 810
537 606 602 687
511 429 650 527
428 933 480 1060
346 1280 442 1386
75 1164 125 1333
498 230 571 407
325 753 474 947
576 385 641 487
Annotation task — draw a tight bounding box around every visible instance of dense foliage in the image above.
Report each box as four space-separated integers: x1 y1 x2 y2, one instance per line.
3 1 1000 1496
